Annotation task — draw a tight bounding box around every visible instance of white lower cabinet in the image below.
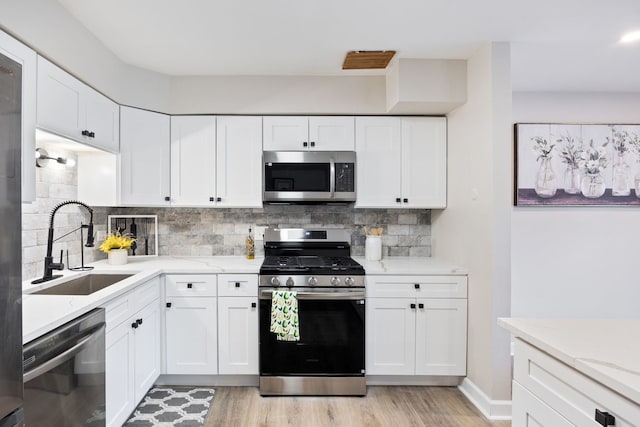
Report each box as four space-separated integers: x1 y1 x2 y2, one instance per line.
165 297 218 374
366 275 467 377
104 277 161 427
218 296 259 374
513 339 640 427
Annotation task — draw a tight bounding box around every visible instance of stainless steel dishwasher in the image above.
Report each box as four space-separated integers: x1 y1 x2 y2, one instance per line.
23 308 106 426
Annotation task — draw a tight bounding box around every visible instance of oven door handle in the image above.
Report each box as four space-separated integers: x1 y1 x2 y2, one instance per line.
23 326 103 382
260 289 365 300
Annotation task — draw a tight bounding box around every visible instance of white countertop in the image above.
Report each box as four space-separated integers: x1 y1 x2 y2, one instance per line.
498 317 640 404
22 255 465 344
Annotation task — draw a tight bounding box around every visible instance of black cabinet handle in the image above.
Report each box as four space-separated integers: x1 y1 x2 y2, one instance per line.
82 130 90 137
209 197 214 202
251 302 257 308
595 409 615 426
131 322 138 329
303 142 308 147
89 131 95 138
396 197 401 203
235 282 241 288
414 283 420 289
410 303 416 309
310 141 315 147
187 283 193 289
418 303 424 309
166 302 172 308
403 198 408 203
137 318 143 325
164 196 170 201
217 197 222 202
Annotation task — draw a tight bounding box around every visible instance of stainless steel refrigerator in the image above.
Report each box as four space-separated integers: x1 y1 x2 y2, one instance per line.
0 51 24 427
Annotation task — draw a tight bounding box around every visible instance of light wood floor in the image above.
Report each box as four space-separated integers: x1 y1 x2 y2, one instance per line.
204 386 511 427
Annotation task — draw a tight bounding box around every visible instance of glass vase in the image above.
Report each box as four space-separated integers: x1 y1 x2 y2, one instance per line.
612 154 630 196
534 157 557 198
581 172 606 198
563 166 581 194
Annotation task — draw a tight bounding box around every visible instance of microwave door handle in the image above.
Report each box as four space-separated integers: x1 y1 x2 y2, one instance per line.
330 157 336 199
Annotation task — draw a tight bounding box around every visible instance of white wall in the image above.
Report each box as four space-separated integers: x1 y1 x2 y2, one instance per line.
512 91 640 319
432 42 512 410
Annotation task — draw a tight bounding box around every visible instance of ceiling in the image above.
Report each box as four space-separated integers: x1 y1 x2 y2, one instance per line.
57 0 640 92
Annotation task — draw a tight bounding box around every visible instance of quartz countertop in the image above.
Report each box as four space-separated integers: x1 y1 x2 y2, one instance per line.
498 317 640 405
22 255 465 344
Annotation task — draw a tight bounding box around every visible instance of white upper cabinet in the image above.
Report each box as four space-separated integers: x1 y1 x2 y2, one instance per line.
216 116 263 207
120 106 171 206
263 116 354 151
170 115 217 206
36 56 119 153
356 116 447 208
0 30 37 202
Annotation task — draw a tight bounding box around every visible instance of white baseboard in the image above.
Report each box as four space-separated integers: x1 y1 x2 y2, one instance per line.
458 378 512 420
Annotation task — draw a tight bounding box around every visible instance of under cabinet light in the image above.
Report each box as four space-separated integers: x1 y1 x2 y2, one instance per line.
620 30 640 43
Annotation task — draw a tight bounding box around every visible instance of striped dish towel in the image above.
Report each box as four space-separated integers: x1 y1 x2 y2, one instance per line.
270 290 299 341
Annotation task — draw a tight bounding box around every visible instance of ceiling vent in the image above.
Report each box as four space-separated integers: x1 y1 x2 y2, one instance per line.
342 50 396 70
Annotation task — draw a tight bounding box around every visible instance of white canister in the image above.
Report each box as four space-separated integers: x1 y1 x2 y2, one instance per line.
365 236 382 261
107 248 128 265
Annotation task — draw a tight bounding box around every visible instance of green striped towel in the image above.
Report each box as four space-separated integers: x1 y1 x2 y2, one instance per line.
270 290 299 341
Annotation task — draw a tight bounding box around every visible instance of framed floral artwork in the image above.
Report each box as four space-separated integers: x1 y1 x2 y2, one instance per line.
514 123 640 206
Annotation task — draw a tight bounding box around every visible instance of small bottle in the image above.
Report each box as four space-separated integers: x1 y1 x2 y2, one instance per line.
245 227 255 260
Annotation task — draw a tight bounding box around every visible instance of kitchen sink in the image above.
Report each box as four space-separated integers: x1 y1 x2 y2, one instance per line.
33 273 134 296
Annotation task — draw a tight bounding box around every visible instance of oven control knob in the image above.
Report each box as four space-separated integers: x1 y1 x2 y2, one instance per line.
330 276 341 286
286 277 295 287
308 277 318 286
345 277 355 286
270 276 280 286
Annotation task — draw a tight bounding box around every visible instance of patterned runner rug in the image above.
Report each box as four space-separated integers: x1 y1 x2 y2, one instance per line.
125 386 215 426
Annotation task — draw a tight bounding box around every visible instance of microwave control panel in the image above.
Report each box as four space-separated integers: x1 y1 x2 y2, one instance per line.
335 163 355 192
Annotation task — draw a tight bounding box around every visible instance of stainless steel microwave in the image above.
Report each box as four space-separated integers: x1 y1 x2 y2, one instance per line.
263 151 356 203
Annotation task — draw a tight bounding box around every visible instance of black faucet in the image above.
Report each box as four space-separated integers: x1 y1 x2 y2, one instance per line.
31 200 95 284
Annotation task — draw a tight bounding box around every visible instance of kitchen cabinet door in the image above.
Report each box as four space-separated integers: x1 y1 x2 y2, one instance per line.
263 116 309 151
512 381 575 427
120 106 171 206
355 117 402 208
0 30 36 202
170 116 217 206
84 85 119 153
401 117 447 208
105 317 135 427
218 296 259 375
308 116 355 150
366 297 415 375
216 116 263 207
133 300 161 403
414 298 467 376
165 297 218 375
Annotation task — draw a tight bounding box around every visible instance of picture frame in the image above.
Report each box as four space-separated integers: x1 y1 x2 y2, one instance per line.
514 123 640 206
107 215 159 257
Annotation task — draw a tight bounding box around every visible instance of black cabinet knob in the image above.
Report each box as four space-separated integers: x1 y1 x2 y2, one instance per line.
414 283 420 289
310 141 315 147
166 302 172 308
396 197 401 203
82 130 90 137
595 409 615 426
235 282 240 288
403 198 408 203
251 302 257 308
410 303 416 309
131 322 138 329
164 196 170 201
89 131 95 138
217 197 222 202
303 142 308 147
137 318 143 325
187 283 193 289
209 197 214 202
418 303 424 309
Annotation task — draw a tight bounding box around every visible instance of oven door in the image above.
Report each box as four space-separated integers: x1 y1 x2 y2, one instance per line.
259 287 365 377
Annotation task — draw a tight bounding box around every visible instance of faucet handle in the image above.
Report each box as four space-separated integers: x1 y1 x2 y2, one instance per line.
51 249 65 271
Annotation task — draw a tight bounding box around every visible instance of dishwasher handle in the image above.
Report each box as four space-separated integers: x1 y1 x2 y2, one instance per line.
23 325 104 383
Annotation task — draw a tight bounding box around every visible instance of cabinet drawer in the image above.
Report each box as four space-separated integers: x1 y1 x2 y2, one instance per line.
512 381 575 426
514 339 640 426
166 274 217 297
134 276 160 311
103 292 135 332
217 274 258 297
366 275 467 298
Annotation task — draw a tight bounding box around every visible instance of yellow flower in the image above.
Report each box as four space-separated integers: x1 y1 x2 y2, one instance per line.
99 232 136 253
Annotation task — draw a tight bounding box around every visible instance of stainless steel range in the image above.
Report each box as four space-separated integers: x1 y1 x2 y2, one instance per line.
259 228 366 396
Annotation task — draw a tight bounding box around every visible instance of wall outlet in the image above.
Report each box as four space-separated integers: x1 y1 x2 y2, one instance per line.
254 226 267 241
96 230 107 243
